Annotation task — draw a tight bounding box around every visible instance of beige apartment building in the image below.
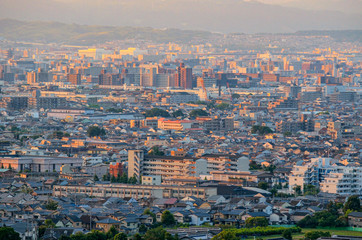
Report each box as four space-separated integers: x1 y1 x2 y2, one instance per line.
53 183 217 200
289 157 362 195
128 150 249 182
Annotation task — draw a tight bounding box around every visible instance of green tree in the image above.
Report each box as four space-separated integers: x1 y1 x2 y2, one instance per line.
304 231 330 240
70 232 86 240
107 226 118 239
251 125 273 135
297 209 347 228
161 210 176 227
172 110 184 118
343 195 361 213
139 224 147 233
145 108 170 118
87 126 106 137
249 161 262 170
258 181 268 190
144 208 156 224
128 175 138 184
143 227 176 240
132 233 143 240
303 184 319 196
120 173 128 183
282 229 293 240
93 175 99 182
88 104 100 109
85 230 107 240
38 226 47 239
44 219 56 228
102 173 111 181
45 200 58 210
245 217 268 228
283 131 292 137
0 227 21 240
148 146 165 156
326 202 340 215
53 131 65 139
215 103 230 110
293 185 302 196
270 188 278 196
189 109 208 118
113 232 127 240
232 93 240 100
59 235 72 240
263 165 276 174
111 175 117 183
212 230 238 240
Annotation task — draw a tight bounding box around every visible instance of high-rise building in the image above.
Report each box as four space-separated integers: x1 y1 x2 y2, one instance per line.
128 150 144 181
37 69 51 83
176 63 192 89
289 158 362 195
4 73 15 83
67 73 81 85
98 70 119 86
110 162 124 178
27 71 37 85
1 97 28 110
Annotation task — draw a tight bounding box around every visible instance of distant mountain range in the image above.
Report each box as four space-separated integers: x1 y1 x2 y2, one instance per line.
1 0 361 34
0 19 214 45
0 19 361 45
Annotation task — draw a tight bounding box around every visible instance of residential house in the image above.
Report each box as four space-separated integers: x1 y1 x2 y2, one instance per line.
348 212 362 228
96 218 121 232
190 212 212 226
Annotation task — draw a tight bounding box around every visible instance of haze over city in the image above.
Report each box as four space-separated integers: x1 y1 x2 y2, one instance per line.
1 0 362 33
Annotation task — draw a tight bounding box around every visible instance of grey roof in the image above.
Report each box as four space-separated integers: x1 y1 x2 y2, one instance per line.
246 212 269 217
348 212 362 218
96 218 120 224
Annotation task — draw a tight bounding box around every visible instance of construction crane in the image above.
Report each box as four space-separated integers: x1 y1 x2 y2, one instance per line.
226 82 232 101
199 77 208 101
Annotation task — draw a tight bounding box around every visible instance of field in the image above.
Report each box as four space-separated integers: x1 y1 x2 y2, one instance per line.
244 228 362 239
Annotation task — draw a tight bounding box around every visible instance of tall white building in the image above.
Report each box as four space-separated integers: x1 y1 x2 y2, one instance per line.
128 151 249 182
289 157 362 196
289 158 333 192
320 167 362 195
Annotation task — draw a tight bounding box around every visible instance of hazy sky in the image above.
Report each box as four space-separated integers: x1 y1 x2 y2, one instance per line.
0 0 361 33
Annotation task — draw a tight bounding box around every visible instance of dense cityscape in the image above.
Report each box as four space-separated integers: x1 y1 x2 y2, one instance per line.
0 12 361 240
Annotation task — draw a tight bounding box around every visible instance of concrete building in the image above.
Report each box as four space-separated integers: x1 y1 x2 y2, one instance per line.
328 121 362 139
28 97 67 110
27 71 37 85
176 63 192 89
82 156 103 166
268 97 299 111
67 73 81 85
289 158 333 192
128 150 144 180
1 96 28 110
0 156 82 172
157 119 197 131
110 162 124 178
320 167 362 195
142 175 162 185
161 92 199 104
128 151 249 182
289 158 362 195
197 117 234 131
53 183 217 200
